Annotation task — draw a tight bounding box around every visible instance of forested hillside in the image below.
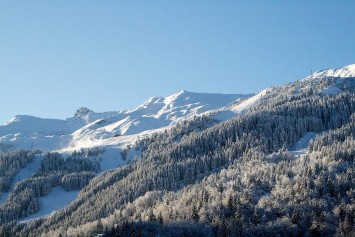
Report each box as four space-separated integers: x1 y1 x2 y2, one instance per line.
0 75 352 237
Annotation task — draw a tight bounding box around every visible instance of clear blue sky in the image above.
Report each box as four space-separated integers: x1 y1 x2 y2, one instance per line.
1 1 354 124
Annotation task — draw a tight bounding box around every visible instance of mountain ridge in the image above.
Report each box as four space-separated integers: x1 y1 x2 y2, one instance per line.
0 90 253 152
311 63 355 78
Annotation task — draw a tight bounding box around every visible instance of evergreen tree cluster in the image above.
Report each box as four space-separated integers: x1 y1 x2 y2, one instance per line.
0 150 35 192
71 148 105 159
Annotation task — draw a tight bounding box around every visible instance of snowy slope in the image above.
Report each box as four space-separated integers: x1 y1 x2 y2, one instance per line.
0 115 83 151
18 187 80 223
289 132 317 157
250 64 355 110
214 64 355 121
65 91 257 153
0 90 252 152
312 64 355 78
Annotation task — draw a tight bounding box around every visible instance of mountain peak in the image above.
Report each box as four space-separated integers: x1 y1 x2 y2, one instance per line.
145 96 164 105
74 107 93 118
178 89 188 94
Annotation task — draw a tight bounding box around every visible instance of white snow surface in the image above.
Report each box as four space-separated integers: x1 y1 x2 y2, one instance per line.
230 88 270 114
97 148 123 172
320 85 342 95
18 187 79 223
289 132 317 157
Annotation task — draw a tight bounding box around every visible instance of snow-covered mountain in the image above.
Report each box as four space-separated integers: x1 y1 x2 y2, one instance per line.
0 90 253 152
1 64 354 153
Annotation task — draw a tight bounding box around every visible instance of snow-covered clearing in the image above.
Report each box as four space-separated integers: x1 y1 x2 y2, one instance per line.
289 132 317 157
98 147 126 172
320 85 342 95
18 187 79 223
